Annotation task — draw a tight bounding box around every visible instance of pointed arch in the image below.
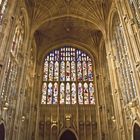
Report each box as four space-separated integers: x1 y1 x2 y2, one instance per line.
59 128 78 140
132 122 140 140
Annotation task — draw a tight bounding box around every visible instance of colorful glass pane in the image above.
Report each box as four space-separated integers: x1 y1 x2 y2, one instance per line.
55 50 59 61
83 61 87 81
50 53 54 61
71 61 76 81
66 61 70 81
60 61 65 81
43 60 48 81
88 61 93 81
46 56 49 61
87 56 91 61
47 83 53 104
49 61 53 81
77 50 82 61
78 83 83 104
89 83 95 104
77 62 82 81
53 83 58 104
41 82 47 104
84 83 89 104
82 53 87 61
61 48 65 61
71 51 75 61
54 62 59 81
72 83 76 104
60 83 65 104
66 83 70 104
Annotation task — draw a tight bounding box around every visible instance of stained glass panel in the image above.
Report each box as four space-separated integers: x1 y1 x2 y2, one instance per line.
78 83 83 104
83 61 87 81
60 61 65 81
66 83 70 104
66 61 70 81
89 83 95 104
53 83 58 104
55 50 59 61
72 83 76 104
84 83 89 104
41 82 47 104
77 50 82 61
43 60 48 81
49 61 53 81
47 83 53 104
54 62 59 81
77 62 82 81
71 61 76 81
60 83 65 104
88 61 93 81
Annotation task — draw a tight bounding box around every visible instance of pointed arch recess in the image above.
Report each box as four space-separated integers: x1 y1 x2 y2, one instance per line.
58 128 78 140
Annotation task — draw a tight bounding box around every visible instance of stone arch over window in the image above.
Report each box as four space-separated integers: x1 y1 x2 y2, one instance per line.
41 46 95 105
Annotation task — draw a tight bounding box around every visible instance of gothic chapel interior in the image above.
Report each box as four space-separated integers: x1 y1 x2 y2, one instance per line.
0 0 140 140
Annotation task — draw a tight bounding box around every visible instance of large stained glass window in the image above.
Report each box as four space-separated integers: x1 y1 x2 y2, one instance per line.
1 12 25 108
41 46 95 105
112 15 137 104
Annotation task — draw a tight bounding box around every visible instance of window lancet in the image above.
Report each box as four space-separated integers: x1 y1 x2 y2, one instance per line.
41 47 95 105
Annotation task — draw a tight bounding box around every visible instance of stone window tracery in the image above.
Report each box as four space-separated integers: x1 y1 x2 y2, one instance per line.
41 46 95 105
112 15 137 104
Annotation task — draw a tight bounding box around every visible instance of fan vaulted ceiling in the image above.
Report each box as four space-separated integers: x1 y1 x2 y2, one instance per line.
25 0 112 52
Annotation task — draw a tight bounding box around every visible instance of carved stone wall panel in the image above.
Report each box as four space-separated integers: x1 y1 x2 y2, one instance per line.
39 105 96 140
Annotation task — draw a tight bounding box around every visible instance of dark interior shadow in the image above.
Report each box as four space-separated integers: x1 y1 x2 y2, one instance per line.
133 123 140 140
0 123 5 140
60 130 77 140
